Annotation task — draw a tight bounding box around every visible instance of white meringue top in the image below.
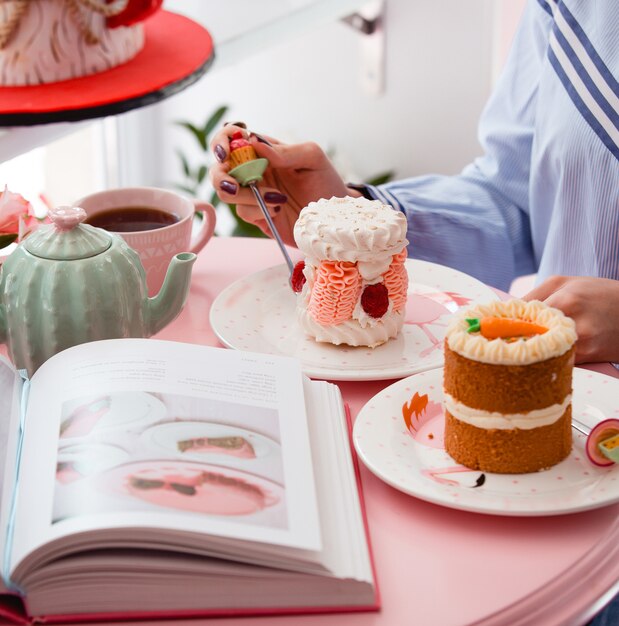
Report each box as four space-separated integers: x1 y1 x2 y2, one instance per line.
446 299 577 365
293 196 408 264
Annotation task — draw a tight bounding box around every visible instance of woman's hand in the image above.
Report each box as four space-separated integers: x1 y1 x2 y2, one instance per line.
209 125 356 247
523 276 619 364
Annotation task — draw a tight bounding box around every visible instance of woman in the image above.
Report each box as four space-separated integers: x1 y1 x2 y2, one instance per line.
210 3 618 619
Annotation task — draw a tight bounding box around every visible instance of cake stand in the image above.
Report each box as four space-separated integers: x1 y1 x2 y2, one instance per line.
0 11 214 126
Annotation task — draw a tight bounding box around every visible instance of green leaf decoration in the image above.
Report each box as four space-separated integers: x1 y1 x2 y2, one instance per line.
0 233 18 250
466 318 481 333
196 165 208 184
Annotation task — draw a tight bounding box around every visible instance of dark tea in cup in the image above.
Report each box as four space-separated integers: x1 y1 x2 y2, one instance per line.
74 187 216 296
85 206 179 232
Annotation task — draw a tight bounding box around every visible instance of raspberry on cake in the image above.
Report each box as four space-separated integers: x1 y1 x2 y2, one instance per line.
293 196 409 348
443 299 577 474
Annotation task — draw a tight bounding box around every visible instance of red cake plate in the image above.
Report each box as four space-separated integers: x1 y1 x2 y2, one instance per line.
0 10 214 126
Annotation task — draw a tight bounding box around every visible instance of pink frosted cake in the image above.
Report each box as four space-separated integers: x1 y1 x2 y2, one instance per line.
292 196 409 347
0 0 160 85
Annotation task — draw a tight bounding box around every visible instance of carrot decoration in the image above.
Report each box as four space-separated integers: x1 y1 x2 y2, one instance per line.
466 316 548 339
403 392 428 432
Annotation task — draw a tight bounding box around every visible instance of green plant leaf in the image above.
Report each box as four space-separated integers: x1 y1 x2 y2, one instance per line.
175 121 207 151
177 149 191 178
196 165 208 184
0 233 18 250
174 183 199 196
209 190 221 208
203 105 229 141
229 204 267 238
364 170 395 186
231 220 268 238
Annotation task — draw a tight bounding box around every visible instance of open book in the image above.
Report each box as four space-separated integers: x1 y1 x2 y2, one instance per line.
0 339 377 624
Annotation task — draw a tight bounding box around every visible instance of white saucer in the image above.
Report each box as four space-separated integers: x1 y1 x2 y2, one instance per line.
353 367 619 516
210 260 499 381
60 392 166 440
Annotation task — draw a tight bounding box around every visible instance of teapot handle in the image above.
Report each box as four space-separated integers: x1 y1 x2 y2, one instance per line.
189 201 216 254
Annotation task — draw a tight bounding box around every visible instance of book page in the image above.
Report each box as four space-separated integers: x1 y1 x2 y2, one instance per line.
0 357 22 592
9 339 321 576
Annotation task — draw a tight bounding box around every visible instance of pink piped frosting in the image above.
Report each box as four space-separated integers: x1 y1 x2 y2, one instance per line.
383 249 408 313
308 260 362 326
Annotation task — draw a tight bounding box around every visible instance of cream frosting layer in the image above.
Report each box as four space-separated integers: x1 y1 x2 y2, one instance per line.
297 307 404 348
444 392 572 430
307 260 362 325
447 299 577 365
294 196 408 264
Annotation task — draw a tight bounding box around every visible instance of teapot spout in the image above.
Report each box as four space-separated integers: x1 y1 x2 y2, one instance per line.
146 252 197 336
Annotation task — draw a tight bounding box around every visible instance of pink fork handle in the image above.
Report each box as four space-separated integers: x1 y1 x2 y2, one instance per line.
189 200 217 254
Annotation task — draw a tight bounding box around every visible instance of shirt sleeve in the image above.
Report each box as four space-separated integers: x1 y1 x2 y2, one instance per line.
367 0 551 292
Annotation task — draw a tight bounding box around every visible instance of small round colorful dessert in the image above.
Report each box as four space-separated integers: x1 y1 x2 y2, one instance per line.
292 196 409 348
443 299 577 474
228 131 258 168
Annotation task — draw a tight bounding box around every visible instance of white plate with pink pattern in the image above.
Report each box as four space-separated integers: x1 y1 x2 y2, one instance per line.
209 260 500 381
353 367 619 516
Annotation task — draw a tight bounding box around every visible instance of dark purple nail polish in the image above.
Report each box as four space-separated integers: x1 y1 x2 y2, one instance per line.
251 133 273 147
220 180 238 195
264 191 288 204
273 206 281 213
224 121 247 129
214 144 226 163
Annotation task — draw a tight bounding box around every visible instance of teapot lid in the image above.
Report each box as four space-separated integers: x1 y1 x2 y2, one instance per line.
25 206 112 260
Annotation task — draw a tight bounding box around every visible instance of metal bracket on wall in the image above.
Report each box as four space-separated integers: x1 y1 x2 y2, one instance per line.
341 0 385 96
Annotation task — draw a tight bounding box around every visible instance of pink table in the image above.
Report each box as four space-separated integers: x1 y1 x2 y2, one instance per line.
53 236 619 625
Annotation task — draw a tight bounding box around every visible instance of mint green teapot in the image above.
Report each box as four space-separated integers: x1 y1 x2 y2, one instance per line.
0 206 196 376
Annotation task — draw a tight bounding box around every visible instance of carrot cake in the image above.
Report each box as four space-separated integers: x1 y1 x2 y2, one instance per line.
292 196 409 347
443 299 577 474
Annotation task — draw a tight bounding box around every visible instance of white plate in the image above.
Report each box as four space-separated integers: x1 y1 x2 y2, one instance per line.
210 260 499 381
138 421 280 462
100 460 284 518
56 443 130 483
60 392 167 440
353 367 619 516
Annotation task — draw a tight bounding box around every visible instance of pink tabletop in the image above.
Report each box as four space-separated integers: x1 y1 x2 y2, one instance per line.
3 236 616 626
148 237 619 626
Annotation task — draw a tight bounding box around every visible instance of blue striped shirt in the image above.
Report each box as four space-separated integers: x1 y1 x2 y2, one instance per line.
367 0 619 292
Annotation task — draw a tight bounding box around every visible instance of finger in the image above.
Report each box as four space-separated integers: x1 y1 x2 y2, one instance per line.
223 120 247 129
249 139 327 169
210 125 248 163
210 167 256 205
522 275 570 302
260 187 288 206
249 132 282 147
236 202 281 224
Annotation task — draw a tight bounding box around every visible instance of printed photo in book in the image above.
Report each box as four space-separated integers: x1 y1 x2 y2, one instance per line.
55 393 286 527
0 339 377 624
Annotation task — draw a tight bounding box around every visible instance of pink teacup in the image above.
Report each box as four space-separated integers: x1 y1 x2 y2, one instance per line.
74 187 216 295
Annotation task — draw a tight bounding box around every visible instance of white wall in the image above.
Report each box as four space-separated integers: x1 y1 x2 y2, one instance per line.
120 0 505 194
